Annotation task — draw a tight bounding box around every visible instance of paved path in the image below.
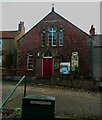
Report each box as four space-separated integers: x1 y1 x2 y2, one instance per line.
1 81 102 117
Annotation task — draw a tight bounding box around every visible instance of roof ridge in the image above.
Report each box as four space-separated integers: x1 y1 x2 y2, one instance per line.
18 9 90 42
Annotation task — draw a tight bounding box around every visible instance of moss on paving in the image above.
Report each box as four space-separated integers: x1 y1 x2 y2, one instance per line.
55 113 102 120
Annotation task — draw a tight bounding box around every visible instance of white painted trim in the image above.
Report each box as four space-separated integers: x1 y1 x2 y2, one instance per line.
52 44 57 47
27 68 33 71
42 59 43 77
43 57 53 58
59 44 63 46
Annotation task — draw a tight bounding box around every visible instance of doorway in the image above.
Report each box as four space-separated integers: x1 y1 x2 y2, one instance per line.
43 58 53 77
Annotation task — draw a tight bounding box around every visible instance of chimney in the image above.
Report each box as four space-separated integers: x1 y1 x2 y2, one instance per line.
18 21 25 32
89 25 95 36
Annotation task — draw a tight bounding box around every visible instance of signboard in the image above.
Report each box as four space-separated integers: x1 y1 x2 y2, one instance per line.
60 62 70 74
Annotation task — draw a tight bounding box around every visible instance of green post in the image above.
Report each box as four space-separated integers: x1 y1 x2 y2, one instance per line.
24 77 27 97
0 75 26 109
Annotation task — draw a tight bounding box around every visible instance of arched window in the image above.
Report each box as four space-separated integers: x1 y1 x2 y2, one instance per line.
48 27 57 46
0 56 2 66
42 30 46 47
0 39 2 50
59 29 63 46
44 51 52 57
71 51 79 71
27 52 33 70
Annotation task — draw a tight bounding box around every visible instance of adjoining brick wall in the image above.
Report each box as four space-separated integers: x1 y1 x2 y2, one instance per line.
36 57 42 77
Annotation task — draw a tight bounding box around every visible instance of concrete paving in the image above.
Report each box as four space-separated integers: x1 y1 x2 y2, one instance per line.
1 81 102 118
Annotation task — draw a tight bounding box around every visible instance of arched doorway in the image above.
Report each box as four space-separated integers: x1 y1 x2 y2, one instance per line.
43 51 53 77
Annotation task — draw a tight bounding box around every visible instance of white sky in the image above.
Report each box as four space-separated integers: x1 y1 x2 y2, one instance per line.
0 1 101 34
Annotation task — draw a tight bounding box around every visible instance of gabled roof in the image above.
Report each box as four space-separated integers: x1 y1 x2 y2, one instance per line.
0 31 20 39
18 8 90 43
51 10 90 37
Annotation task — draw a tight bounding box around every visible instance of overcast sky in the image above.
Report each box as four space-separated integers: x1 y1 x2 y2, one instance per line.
1 1 101 34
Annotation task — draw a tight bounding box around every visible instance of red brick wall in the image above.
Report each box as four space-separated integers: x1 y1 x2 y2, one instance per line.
18 11 90 77
36 58 42 77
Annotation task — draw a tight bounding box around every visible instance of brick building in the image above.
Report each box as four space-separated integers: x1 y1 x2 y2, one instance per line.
0 21 25 74
17 7 91 78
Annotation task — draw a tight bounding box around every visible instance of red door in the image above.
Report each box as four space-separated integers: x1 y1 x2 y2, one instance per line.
43 58 53 77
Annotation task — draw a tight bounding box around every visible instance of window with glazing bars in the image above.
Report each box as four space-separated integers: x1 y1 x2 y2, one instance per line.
48 27 57 46
71 51 79 71
42 30 46 47
59 30 63 46
27 52 33 70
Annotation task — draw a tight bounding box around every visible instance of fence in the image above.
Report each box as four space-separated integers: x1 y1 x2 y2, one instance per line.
0 75 26 109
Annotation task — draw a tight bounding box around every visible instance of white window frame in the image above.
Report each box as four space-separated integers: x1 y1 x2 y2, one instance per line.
48 27 57 46
42 30 46 47
0 39 2 50
27 52 33 71
59 30 63 46
0 56 2 66
71 51 79 71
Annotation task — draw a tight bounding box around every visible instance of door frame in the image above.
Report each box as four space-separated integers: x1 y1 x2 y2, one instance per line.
42 57 54 77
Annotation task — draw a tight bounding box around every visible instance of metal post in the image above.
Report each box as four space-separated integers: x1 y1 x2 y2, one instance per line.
24 76 27 97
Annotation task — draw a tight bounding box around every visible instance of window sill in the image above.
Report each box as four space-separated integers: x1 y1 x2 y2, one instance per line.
52 45 57 47
27 69 33 71
59 45 63 47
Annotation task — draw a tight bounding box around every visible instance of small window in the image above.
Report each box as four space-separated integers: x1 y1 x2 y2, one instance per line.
48 27 57 46
71 51 79 71
27 52 33 70
59 30 63 46
42 30 46 47
0 56 2 66
0 39 2 50
44 51 52 57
